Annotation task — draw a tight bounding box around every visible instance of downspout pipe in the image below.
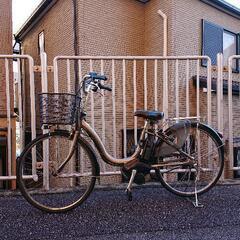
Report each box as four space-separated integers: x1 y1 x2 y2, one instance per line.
157 9 168 119
157 9 168 57
72 0 79 91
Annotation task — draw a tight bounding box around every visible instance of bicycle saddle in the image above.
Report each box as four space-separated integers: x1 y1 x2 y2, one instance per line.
134 110 164 121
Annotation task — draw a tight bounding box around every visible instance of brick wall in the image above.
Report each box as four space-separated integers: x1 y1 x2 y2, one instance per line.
19 0 240 177
21 0 146 160
171 0 240 129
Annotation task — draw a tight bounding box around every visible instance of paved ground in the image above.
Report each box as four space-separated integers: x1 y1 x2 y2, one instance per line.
1 184 240 239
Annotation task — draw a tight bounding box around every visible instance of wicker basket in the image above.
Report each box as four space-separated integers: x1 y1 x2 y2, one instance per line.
39 93 80 125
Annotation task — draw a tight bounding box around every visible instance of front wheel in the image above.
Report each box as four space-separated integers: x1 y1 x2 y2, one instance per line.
155 122 224 197
17 131 98 213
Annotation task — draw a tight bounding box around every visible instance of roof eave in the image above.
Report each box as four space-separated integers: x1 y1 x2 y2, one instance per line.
14 0 150 42
201 0 240 20
15 0 57 41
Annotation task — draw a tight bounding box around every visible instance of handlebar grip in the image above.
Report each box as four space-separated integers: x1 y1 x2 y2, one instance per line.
98 83 112 92
97 75 107 81
89 72 107 81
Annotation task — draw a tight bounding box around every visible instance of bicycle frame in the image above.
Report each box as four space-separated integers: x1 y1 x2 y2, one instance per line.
56 117 196 175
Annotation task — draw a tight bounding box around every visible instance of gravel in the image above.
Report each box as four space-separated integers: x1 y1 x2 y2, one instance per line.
0 184 240 239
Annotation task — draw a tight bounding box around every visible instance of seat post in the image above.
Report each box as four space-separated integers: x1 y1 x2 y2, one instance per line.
139 120 150 143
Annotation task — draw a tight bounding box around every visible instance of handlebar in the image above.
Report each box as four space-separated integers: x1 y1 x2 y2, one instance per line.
81 72 112 94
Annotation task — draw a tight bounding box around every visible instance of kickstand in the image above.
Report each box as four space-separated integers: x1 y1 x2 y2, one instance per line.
192 185 204 208
125 169 137 201
191 172 204 208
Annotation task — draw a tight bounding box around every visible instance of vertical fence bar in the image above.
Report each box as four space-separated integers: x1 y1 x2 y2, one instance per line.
228 57 234 171
90 59 95 129
154 60 158 111
175 59 179 118
101 59 106 172
133 60 137 145
186 59 190 117
17 59 24 152
217 54 223 132
196 60 200 119
101 60 105 145
78 59 84 174
67 59 71 93
207 59 212 125
21 57 26 152
28 57 37 176
196 59 201 170
217 54 224 180
5 59 11 176
220 54 224 132
66 59 73 185
144 60 147 110
40 52 49 190
78 60 82 83
163 60 168 120
217 54 221 130
112 60 117 158
53 59 59 93
123 59 127 158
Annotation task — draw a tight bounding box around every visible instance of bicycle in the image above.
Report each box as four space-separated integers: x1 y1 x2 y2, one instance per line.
17 72 224 213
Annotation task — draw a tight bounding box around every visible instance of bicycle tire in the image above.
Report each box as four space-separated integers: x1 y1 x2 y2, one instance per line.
17 130 98 213
155 122 224 197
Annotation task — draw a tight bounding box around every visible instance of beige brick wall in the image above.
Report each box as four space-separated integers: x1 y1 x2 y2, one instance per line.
171 0 240 128
173 0 240 56
19 0 240 177
21 0 146 161
170 0 240 178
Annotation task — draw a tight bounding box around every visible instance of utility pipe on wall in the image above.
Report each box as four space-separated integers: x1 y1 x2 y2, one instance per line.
157 9 168 57
157 9 168 119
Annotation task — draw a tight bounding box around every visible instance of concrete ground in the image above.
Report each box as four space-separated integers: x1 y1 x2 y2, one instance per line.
1 184 240 240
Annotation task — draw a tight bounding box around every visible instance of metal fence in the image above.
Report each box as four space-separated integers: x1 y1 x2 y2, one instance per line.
1 53 240 184
0 55 35 180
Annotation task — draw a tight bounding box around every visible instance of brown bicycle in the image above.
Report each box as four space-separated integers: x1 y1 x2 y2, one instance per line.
17 72 224 213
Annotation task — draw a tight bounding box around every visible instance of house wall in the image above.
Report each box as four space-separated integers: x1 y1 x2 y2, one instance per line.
171 0 240 178
172 0 240 129
21 0 75 134
173 0 240 56
21 0 147 162
19 0 240 178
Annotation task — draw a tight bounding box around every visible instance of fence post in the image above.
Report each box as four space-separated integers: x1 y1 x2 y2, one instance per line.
40 52 49 190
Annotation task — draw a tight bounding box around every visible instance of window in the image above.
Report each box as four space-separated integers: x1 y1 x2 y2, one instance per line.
202 20 240 71
223 30 237 69
38 31 45 54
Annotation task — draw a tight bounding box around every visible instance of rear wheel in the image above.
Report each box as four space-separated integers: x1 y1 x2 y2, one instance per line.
156 122 224 197
17 131 98 213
